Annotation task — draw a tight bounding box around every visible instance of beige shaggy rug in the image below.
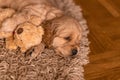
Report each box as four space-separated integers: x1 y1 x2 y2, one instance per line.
0 0 90 80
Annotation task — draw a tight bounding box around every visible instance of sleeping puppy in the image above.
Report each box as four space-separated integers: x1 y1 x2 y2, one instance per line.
0 0 62 60
0 0 82 57
42 16 82 56
0 0 63 38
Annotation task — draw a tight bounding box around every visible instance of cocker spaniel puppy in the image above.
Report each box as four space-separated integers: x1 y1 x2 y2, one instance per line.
0 0 62 38
0 0 63 60
0 0 82 58
42 16 82 56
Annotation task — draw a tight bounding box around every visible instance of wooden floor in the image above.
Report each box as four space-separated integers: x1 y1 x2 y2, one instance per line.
74 0 120 80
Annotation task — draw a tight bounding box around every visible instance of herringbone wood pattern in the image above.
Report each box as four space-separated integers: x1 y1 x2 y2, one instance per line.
74 0 120 80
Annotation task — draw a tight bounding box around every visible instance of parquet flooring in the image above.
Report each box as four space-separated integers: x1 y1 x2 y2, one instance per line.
74 0 120 80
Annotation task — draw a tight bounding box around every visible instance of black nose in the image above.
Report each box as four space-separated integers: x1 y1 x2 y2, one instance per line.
17 28 23 34
72 49 78 55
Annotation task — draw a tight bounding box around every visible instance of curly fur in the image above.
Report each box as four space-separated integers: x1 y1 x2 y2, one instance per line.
0 0 90 80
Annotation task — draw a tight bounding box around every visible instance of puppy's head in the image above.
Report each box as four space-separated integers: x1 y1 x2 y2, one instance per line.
43 16 82 56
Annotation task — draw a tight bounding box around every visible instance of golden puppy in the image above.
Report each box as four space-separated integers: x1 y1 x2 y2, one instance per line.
0 0 63 62
42 16 82 56
0 0 62 39
0 0 82 57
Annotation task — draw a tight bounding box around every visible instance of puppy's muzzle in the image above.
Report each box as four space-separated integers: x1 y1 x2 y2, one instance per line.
71 48 78 56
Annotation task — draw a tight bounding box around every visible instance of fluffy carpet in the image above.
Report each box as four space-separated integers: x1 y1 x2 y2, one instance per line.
0 0 90 80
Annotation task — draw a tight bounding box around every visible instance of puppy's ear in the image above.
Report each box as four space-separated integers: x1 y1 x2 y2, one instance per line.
42 20 59 48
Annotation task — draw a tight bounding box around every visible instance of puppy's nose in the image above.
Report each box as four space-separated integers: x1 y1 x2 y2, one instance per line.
17 28 23 34
72 49 78 55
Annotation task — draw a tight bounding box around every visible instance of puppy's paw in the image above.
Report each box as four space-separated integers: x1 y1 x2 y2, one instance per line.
27 43 45 63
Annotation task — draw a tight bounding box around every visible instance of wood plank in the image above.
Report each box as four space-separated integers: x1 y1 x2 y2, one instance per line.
85 51 120 74
73 0 120 80
74 0 116 23
111 0 120 13
85 67 120 80
98 19 120 41
97 0 120 17
88 18 113 53
84 50 120 80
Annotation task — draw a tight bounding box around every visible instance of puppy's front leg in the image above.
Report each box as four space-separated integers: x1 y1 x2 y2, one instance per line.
28 43 45 63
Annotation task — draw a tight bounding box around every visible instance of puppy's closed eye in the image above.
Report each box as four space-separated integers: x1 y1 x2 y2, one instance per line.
64 36 71 41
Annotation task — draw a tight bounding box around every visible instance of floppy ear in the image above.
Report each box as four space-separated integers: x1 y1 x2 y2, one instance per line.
42 20 58 48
